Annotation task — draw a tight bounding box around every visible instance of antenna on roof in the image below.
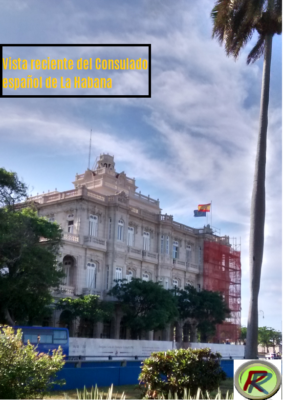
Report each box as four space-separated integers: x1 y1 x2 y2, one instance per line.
88 129 92 170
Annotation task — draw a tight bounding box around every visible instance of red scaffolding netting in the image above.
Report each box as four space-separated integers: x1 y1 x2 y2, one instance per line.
203 240 241 343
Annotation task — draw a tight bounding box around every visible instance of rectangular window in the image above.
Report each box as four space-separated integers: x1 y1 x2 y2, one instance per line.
186 245 192 262
108 218 112 239
126 270 133 282
115 267 122 281
142 272 149 281
67 220 74 233
143 232 150 251
164 278 169 289
166 236 170 255
87 262 96 289
117 220 124 241
127 227 134 246
173 278 178 287
172 241 179 259
89 215 98 237
53 330 67 344
160 235 164 253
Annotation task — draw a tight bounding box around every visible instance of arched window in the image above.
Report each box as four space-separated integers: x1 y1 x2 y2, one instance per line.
172 241 179 259
62 259 72 285
89 215 98 237
142 272 149 281
86 262 96 289
127 227 134 246
164 278 169 289
143 231 150 251
126 270 133 283
117 220 124 241
62 256 75 286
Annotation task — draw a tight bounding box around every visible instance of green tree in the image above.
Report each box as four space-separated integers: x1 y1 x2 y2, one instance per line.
258 326 282 353
211 0 282 358
0 325 65 399
108 279 178 339
56 295 114 337
0 168 64 325
240 326 247 344
176 285 230 342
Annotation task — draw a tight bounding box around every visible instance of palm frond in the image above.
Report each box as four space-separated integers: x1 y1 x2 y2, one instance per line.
247 34 265 64
211 0 234 43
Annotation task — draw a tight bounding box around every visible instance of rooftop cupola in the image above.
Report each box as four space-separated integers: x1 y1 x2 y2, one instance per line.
96 154 115 171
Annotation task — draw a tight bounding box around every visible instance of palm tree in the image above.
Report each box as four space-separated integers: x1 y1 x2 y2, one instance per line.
211 0 281 358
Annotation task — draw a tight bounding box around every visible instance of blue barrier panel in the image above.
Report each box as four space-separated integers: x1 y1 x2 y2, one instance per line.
80 361 121 368
52 359 233 391
120 366 142 385
53 367 120 391
220 360 233 378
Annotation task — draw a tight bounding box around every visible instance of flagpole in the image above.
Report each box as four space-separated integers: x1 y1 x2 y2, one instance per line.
211 200 212 227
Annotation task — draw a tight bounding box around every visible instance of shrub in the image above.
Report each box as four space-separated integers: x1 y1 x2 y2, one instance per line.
0 325 65 399
139 348 226 399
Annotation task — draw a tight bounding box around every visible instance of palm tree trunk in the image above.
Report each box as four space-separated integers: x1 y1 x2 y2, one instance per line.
245 34 273 359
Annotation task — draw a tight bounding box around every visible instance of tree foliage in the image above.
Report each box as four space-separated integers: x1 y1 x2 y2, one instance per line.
139 348 226 399
239 326 247 343
0 325 65 399
211 0 282 63
108 279 178 338
0 168 64 325
176 285 230 342
258 326 282 352
56 295 114 336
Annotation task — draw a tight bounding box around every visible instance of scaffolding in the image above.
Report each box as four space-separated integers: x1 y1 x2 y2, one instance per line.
203 240 241 343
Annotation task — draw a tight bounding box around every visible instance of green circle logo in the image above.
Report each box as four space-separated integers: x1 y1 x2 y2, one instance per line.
235 360 281 399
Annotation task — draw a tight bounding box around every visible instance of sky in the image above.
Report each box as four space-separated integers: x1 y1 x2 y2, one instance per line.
0 0 281 331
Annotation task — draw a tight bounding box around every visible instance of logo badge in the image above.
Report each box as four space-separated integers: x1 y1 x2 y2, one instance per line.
234 360 281 399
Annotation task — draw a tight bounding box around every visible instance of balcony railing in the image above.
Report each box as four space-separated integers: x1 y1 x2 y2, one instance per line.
142 250 158 264
186 262 199 272
128 246 142 256
63 233 80 242
82 288 101 296
84 236 107 250
52 285 75 296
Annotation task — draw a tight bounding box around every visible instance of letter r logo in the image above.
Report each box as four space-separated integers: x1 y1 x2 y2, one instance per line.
243 370 272 394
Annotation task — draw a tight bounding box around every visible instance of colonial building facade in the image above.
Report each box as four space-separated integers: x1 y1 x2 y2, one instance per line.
32 154 240 342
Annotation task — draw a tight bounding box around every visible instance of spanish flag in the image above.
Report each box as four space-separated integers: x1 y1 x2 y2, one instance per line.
198 203 211 212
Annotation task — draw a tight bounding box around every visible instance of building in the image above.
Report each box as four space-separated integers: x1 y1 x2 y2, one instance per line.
31 154 241 342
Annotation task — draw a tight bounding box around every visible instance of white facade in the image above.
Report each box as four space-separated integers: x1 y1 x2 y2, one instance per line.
32 154 231 340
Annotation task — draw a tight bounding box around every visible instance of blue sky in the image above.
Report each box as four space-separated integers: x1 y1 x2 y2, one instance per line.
0 0 281 331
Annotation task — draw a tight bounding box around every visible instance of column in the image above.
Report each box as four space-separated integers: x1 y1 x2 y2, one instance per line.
176 321 184 343
146 331 154 340
94 321 104 338
190 325 197 343
162 324 171 341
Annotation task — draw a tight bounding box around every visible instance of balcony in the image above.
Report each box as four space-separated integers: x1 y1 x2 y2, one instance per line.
127 246 142 260
84 236 107 251
63 233 80 243
186 262 200 273
82 288 101 296
52 285 75 296
142 250 158 264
